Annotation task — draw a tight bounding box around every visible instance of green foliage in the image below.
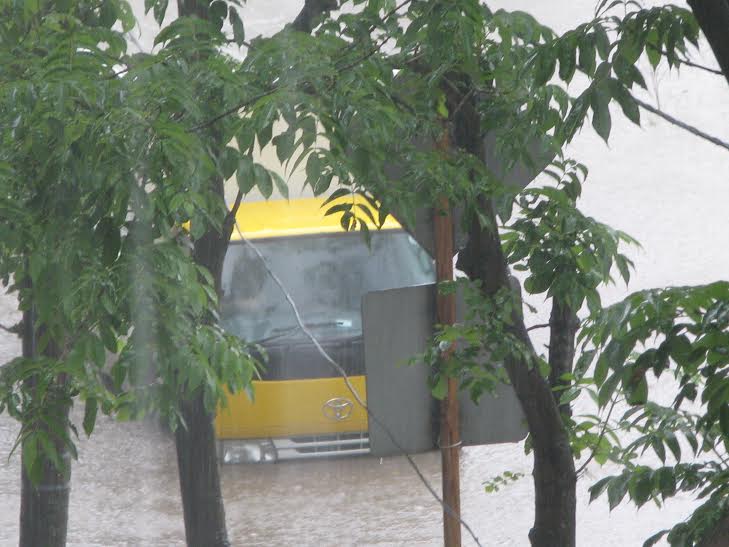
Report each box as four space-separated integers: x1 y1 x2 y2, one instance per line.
0 0 259 482
578 282 729 544
502 159 637 313
483 470 525 493
1 0 723 544
412 279 533 404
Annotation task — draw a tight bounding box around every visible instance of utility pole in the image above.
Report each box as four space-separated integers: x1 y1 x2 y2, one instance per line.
434 129 462 547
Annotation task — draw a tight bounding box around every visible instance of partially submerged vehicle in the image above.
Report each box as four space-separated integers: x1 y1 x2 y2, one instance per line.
215 197 435 462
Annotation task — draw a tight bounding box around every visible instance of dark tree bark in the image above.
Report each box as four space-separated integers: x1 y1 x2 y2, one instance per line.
687 0 729 87
456 201 576 547
291 0 339 33
173 197 234 547
698 508 729 547
456 200 576 546
175 386 229 547
548 300 579 417
450 88 576 547
172 2 235 546
19 308 71 547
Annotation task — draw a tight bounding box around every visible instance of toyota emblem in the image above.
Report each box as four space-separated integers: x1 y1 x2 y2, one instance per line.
322 397 354 421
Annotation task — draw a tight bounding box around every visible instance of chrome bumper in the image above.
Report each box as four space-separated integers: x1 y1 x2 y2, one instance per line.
218 431 370 463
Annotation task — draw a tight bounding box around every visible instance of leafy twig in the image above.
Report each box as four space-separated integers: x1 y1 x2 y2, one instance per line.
575 397 618 476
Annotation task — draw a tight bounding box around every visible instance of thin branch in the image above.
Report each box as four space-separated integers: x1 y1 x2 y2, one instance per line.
576 398 618 477
527 322 551 332
645 43 724 76
223 190 244 237
0 322 18 335
191 0 413 132
190 87 279 132
632 94 729 153
674 56 724 76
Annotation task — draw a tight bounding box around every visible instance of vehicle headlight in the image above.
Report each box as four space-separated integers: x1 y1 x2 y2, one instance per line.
219 439 278 464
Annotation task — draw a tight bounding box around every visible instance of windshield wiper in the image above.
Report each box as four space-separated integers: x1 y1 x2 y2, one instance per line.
254 319 354 344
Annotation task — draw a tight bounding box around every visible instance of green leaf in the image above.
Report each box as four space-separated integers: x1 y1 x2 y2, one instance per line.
643 530 669 547
237 125 255 153
209 0 228 29
607 79 640 125
629 471 654 507
271 172 289 199
627 376 648 405
273 131 295 166
655 467 676 498
219 146 239 179
153 0 169 26
607 473 630 509
97 218 121 267
229 6 246 46
590 84 612 142
578 33 596 76
589 476 612 502
594 25 611 60
558 38 577 83
117 1 136 32
83 398 98 437
253 164 273 198
236 156 255 194
306 153 322 187
299 117 317 148
598 371 620 407
432 375 447 399
534 45 557 86
594 354 610 386
719 404 729 439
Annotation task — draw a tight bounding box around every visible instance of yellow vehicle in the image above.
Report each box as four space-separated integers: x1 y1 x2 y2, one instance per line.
215 197 435 462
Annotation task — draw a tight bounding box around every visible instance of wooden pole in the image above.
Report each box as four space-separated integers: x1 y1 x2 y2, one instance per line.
434 169 462 545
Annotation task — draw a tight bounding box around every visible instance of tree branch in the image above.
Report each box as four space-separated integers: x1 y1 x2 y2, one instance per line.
190 87 279 132
645 43 724 76
632 94 729 153
0 322 20 335
291 0 339 33
223 190 243 239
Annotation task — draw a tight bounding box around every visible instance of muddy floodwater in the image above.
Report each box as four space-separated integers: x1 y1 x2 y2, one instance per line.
2 0 729 545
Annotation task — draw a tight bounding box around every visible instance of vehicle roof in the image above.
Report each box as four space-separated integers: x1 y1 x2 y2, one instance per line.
230 196 402 241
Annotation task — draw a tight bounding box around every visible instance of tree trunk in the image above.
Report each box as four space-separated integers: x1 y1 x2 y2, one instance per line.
19 423 71 547
687 0 729 87
173 206 234 547
448 81 576 546
698 507 729 547
456 198 576 547
172 3 234 545
548 299 579 417
19 308 71 547
175 387 230 547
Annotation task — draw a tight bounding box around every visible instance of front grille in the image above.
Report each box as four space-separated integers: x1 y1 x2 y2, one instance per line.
273 431 370 460
259 336 365 380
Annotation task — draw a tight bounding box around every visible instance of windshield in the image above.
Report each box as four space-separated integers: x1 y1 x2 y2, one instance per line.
220 230 435 343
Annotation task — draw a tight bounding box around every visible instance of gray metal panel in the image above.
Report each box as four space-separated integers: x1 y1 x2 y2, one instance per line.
362 284 438 457
459 382 527 445
454 284 528 446
363 284 527 457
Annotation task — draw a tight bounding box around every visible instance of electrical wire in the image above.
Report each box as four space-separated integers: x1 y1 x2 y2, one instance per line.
234 223 483 547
